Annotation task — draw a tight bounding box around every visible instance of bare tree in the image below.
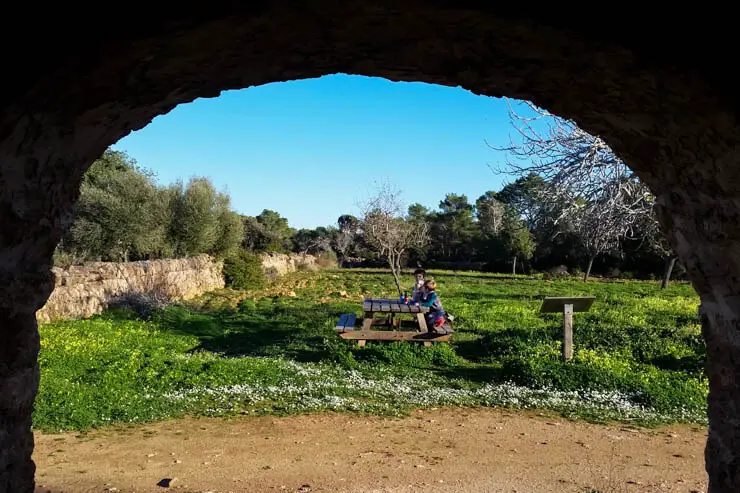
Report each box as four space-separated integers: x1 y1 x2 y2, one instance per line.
491 99 655 281
360 181 429 296
636 201 678 288
333 230 354 267
476 192 506 236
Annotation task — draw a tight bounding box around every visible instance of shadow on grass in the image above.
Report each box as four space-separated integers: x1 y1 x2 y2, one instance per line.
452 327 556 363
155 301 353 363
436 364 509 384
647 354 706 374
453 292 544 302
431 273 531 282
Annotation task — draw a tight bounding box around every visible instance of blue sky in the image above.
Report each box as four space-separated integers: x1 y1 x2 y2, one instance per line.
113 74 532 230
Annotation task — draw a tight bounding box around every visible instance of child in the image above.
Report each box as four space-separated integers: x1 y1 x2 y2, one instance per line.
419 279 447 332
410 268 427 303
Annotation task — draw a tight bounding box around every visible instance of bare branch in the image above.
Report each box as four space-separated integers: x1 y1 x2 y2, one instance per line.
359 180 430 296
490 98 668 277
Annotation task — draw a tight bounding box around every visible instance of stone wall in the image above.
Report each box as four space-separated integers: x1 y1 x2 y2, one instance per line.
36 255 224 323
260 253 318 278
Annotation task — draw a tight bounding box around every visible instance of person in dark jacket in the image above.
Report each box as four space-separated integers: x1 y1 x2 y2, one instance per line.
410 268 427 303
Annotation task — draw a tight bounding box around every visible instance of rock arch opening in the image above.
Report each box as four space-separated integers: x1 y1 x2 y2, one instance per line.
2 4 739 492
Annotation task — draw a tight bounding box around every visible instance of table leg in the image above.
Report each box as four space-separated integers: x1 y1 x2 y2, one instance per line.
361 313 373 331
416 313 428 332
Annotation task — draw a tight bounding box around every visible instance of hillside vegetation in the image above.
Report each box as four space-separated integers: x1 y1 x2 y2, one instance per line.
35 269 706 432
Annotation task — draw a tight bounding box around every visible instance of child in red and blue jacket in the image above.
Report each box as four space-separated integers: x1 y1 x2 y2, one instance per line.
419 279 446 331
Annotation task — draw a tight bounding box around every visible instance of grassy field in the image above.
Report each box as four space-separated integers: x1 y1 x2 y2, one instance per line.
35 269 707 433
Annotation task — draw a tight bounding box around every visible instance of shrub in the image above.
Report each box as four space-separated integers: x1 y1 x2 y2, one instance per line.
222 250 267 290
316 250 339 269
52 248 78 268
264 266 281 281
108 291 172 319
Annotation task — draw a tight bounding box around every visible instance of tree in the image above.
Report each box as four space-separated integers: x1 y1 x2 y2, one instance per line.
241 210 295 253
360 181 429 296
492 99 653 280
435 194 478 261
496 173 548 230
256 209 295 252
570 195 625 281
476 191 506 236
337 214 361 233
168 178 223 257
212 208 245 258
63 149 170 262
293 227 335 255
406 204 432 264
333 230 354 266
499 209 535 274
635 195 678 288
334 215 360 266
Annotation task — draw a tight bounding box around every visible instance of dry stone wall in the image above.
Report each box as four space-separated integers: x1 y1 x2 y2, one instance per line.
35 253 320 323
260 253 318 278
36 255 224 323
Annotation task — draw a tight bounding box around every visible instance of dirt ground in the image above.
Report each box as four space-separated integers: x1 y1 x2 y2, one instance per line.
33 408 708 493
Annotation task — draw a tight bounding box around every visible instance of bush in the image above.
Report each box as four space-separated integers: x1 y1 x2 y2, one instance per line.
222 250 267 290
108 291 172 319
264 266 280 282
542 265 569 280
316 250 339 269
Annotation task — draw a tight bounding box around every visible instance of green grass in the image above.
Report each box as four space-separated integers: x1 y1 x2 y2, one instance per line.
34 269 708 432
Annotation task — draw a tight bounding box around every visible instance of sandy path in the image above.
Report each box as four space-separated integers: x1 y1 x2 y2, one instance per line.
33 408 708 493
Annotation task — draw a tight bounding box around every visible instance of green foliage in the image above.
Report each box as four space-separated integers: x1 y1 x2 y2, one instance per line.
212 209 245 258
168 178 241 257
61 149 171 262
58 149 243 264
222 250 268 290
61 149 675 282
242 210 295 253
36 270 707 432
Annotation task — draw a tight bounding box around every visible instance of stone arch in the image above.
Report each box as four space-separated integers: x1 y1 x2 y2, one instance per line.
2 3 738 492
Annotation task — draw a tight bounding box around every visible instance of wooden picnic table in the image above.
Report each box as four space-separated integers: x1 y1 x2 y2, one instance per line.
361 297 430 332
335 297 451 347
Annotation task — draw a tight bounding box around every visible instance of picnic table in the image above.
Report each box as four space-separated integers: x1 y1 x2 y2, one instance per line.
335 297 452 347
360 297 431 331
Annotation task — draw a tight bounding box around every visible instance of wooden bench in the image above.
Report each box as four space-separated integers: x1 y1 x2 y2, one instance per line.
340 329 451 347
334 298 454 347
334 313 357 333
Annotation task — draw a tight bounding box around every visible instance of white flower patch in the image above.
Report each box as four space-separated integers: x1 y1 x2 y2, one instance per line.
158 357 707 424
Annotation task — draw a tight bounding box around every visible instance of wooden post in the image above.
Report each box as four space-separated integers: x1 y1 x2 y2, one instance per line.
416 313 428 332
563 303 573 361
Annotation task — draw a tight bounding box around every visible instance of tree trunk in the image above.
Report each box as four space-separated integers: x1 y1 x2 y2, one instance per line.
701 301 740 492
661 256 677 289
512 256 517 275
388 255 402 298
583 256 595 282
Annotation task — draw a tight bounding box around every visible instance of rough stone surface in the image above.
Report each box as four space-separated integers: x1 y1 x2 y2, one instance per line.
36 255 224 323
1 2 739 492
260 253 318 278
